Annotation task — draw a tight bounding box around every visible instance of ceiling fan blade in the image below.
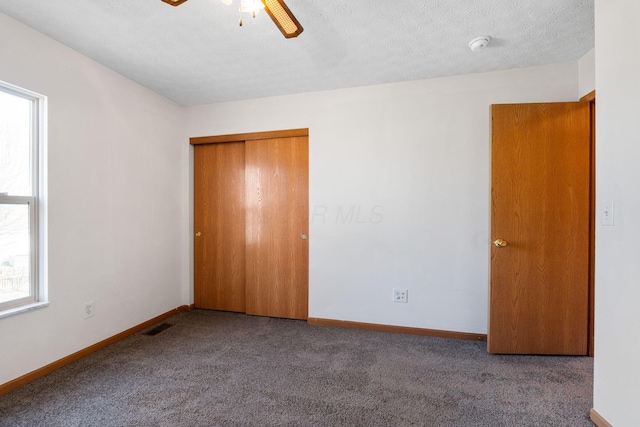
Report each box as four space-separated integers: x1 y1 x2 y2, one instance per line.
261 0 303 38
161 0 189 6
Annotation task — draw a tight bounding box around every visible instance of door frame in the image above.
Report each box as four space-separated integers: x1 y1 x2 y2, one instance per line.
580 90 596 357
191 128 309 146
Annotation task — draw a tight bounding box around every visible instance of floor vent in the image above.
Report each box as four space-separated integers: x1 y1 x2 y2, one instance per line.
143 323 174 336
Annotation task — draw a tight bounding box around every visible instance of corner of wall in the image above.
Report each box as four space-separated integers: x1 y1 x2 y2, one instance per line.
578 48 596 99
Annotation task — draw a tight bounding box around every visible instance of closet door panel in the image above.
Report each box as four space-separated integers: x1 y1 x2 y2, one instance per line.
245 137 309 319
194 142 246 312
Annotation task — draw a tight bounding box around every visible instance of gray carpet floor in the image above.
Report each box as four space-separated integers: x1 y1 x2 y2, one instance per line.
0 310 594 426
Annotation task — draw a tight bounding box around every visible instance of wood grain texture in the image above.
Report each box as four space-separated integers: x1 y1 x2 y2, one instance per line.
580 90 596 103
190 129 308 145
308 318 487 342
194 143 246 312
589 409 613 427
245 136 309 320
0 305 189 396
489 103 591 355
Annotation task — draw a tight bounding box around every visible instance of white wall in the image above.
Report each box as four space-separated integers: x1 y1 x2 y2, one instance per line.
0 13 189 385
593 0 640 424
187 62 580 334
578 48 596 98
0 5 598 390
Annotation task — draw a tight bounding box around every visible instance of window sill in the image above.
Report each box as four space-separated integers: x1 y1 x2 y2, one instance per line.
0 301 50 320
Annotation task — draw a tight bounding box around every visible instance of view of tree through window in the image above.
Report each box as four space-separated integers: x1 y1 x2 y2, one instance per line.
0 88 34 306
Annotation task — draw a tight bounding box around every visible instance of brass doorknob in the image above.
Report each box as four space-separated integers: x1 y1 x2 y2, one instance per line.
195 232 202 237
493 239 507 247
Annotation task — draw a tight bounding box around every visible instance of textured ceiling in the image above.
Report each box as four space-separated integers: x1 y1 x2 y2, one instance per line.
0 0 594 106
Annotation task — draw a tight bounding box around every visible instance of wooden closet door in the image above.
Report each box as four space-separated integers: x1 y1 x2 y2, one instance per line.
245 136 309 320
194 142 246 312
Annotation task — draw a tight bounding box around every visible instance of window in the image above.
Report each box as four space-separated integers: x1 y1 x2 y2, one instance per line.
0 81 46 316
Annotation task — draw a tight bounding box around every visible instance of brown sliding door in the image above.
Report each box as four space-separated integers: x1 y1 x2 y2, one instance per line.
192 130 309 320
245 137 309 320
194 142 246 312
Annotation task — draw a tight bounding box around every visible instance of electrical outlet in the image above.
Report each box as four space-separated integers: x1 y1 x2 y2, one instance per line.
393 289 408 303
83 302 95 319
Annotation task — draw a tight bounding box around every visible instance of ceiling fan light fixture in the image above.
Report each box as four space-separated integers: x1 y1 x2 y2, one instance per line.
239 0 265 15
261 0 303 38
161 0 189 6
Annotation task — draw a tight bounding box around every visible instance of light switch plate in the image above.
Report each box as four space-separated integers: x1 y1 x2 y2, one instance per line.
600 201 614 226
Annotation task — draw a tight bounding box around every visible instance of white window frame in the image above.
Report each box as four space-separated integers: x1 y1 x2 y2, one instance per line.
0 80 48 318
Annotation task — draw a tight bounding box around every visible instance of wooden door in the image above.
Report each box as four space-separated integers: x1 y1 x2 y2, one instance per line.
488 103 591 355
245 136 309 320
194 142 246 312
